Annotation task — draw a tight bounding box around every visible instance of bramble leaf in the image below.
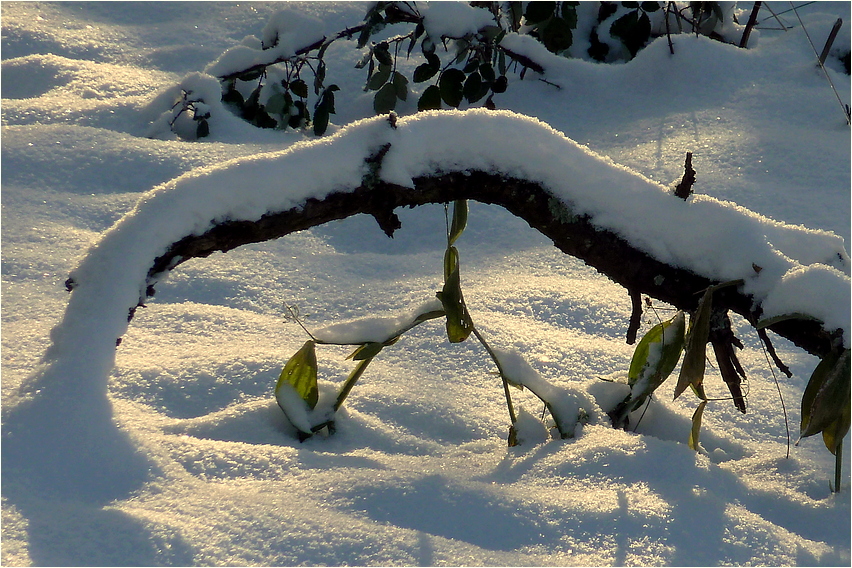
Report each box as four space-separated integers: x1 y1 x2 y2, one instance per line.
290 79 309 99
368 63 392 90
374 82 397 114
276 340 319 409
628 310 685 406
438 246 474 343
525 1 556 25
418 84 442 111
674 287 713 400
439 68 466 108
448 200 468 245
801 349 851 446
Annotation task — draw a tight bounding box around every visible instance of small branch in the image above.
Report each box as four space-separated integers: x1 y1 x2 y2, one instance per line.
739 2 762 48
497 44 546 75
818 18 843 67
673 151 696 200
626 289 643 345
471 326 518 430
219 23 368 82
665 2 676 55
756 328 793 378
710 309 748 413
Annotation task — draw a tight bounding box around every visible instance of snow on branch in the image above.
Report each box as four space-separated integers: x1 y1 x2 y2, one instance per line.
48 110 849 409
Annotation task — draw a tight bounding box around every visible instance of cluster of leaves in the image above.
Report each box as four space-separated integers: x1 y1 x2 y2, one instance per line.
609 278 850 490
168 89 212 140
357 3 516 115
165 1 742 140
275 199 583 446
611 281 758 452
221 53 340 136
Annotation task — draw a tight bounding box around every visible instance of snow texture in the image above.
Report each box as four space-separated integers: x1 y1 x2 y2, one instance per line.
2 2 849 566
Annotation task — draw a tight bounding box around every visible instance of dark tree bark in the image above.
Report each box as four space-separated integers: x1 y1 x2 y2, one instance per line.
145 170 840 358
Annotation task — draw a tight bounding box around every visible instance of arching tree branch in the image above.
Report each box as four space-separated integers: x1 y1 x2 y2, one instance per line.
147 170 840 358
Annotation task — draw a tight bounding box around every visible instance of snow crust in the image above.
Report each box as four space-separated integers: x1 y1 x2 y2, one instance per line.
2 2 849 566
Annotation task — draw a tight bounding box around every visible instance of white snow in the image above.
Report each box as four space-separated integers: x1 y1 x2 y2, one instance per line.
2 2 849 566
274 380 314 434
204 9 326 77
417 2 497 41
313 298 444 344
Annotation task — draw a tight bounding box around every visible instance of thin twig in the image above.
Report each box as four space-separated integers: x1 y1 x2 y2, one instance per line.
757 328 791 458
739 1 762 48
789 2 851 125
756 328 793 377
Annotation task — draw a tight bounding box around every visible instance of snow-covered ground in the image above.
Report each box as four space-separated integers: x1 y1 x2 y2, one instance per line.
2 2 850 565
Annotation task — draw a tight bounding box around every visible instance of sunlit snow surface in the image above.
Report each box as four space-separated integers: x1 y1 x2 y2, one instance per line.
2 2 850 566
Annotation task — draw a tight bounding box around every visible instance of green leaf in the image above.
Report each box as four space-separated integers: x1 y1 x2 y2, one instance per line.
392 71 408 101
641 1 661 12
313 100 330 136
560 3 579 27
439 68 466 108
610 9 652 58
822 402 850 455
628 310 685 406
438 246 474 343
223 83 245 108
374 41 393 66
195 118 209 139
413 61 439 83
408 22 424 56
479 63 496 84
492 75 508 93
290 79 309 99
674 288 713 400
463 58 480 74
368 63 392 91
525 1 556 25
463 72 484 103
448 200 468 245
801 349 851 441
276 340 319 409
417 84 442 111
236 68 264 82
540 17 574 53
688 401 707 451
453 40 470 65
288 100 307 129
373 82 397 114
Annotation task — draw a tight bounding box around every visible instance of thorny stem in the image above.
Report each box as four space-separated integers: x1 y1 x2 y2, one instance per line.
471 326 518 428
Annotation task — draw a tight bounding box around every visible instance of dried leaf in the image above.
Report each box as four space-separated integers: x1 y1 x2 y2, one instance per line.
688 401 707 450
674 287 713 400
